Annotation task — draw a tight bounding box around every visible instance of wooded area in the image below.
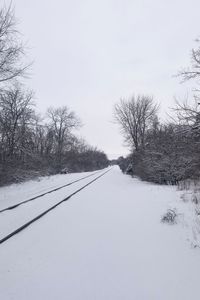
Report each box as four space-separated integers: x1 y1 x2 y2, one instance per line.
0 5 108 186
115 44 200 184
1 2 200 187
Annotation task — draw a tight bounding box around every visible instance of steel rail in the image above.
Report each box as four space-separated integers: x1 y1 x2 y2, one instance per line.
0 168 111 245
0 169 103 214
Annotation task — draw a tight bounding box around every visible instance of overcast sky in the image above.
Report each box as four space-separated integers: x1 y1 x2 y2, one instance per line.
10 0 200 158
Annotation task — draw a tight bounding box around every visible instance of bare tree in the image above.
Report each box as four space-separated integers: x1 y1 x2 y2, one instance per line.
178 40 200 83
0 83 34 161
175 40 200 134
47 106 81 169
0 3 29 84
172 99 200 125
114 95 158 151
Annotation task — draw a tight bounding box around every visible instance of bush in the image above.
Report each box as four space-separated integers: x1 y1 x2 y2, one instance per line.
161 209 177 224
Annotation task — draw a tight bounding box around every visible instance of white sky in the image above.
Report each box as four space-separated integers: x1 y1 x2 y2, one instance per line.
9 0 200 159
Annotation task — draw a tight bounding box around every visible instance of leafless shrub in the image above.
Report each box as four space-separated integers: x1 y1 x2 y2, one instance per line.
192 193 200 205
161 209 177 224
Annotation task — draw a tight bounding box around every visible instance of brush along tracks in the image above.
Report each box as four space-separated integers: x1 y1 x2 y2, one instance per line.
0 168 111 245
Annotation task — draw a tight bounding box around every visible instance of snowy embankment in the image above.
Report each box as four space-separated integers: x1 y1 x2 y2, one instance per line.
0 166 200 300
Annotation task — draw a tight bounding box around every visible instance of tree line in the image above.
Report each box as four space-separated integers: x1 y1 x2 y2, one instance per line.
114 42 200 184
0 5 108 186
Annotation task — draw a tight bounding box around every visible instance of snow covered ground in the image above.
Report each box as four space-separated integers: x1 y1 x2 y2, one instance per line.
0 169 103 240
0 166 200 300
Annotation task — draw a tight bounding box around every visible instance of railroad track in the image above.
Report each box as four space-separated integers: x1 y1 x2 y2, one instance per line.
0 168 111 245
0 169 102 214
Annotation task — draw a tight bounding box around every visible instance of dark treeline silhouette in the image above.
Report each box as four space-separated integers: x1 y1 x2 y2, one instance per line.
0 5 108 186
114 42 200 184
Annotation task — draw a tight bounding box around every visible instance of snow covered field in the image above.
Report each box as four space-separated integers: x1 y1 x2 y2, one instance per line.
0 166 200 300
